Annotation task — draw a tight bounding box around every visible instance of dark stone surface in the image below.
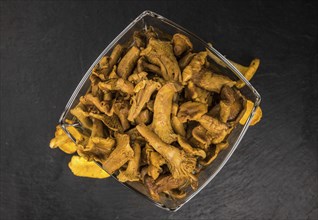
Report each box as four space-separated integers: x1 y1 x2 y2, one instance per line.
1 1 317 219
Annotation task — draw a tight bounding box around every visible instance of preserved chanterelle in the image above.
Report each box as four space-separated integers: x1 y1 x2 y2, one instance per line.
50 27 262 202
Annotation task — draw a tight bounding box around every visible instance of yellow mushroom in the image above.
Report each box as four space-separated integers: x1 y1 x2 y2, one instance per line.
128 71 148 84
68 155 110 179
206 44 260 88
151 82 183 144
196 115 230 144
137 57 162 76
93 44 124 80
178 52 196 70
192 69 236 93
70 103 92 130
112 100 131 131
172 33 193 57
49 125 77 154
177 135 206 159
102 133 134 175
143 144 166 180
98 78 135 95
141 38 181 81
89 112 123 132
234 59 260 88
185 81 210 104
177 101 208 123
80 93 113 116
199 142 229 166
128 80 161 122
117 142 141 182
239 100 263 126
182 52 207 83
171 103 186 137
50 123 87 154
136 124 197 180
117 46 140 79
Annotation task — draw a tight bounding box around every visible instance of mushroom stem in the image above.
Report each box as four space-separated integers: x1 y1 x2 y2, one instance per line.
117 142 141 182
102 133 134 174
206 44 260 88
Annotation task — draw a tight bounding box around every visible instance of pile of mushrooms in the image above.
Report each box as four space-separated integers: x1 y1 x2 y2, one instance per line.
68 27 257 201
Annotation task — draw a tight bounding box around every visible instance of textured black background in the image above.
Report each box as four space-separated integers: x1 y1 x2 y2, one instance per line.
1 1 317 220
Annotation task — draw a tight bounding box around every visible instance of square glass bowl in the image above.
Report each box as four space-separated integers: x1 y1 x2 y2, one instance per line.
58 10 261 211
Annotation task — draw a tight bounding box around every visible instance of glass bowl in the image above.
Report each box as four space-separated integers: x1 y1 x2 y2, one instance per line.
58 10 261 211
